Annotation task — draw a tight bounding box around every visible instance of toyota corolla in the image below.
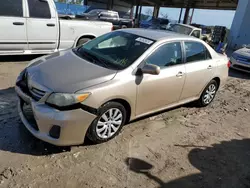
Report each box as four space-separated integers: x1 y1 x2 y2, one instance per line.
15 29 229 146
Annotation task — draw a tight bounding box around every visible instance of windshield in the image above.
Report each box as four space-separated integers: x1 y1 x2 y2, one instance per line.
74 31 155 70
169 24 193 35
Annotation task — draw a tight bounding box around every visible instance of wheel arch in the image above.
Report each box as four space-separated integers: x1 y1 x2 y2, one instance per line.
101 98 132 124
74 34 96 47
198 77 221 98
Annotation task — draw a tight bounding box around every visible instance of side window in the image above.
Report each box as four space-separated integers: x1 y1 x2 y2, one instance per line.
0 0 23 17
185 42 211 63
145 42 182 68
191 30 200 38
28 0 51 19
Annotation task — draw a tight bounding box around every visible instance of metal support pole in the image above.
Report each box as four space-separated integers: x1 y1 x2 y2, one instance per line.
190 8 195 24
178 8 183 23
134 0 140 27
138 5 142 24
183 7 190 24
153 4 160 18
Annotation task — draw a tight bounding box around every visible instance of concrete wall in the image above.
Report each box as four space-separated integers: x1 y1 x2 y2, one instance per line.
229 0 250 49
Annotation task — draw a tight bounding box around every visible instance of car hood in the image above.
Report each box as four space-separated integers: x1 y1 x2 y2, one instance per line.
26 50 117 93
234 48 250 57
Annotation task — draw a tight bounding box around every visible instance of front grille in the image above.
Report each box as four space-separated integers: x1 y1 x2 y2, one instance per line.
17 70 46 101
233 64 250 72
29 87 46 101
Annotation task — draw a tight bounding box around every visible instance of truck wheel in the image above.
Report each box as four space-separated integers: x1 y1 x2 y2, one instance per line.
87 102 127 144
121 25 127 29
76 38 91 47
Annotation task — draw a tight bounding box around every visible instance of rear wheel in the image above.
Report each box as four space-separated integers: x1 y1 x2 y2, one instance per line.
76 37 91 47
197 80 218 107
87 102 127 144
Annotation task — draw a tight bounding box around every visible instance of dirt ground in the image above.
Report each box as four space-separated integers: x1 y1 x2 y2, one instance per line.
1 55 250 188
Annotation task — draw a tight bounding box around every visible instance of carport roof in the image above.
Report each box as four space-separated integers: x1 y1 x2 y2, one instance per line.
125 0 238 10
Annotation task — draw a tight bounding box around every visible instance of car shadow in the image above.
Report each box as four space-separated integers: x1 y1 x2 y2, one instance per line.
0 55 42 62
229 68 250 80
126 139 250 188
0 87 71 156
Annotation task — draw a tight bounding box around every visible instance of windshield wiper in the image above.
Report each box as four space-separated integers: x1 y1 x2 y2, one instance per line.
79 48 110 68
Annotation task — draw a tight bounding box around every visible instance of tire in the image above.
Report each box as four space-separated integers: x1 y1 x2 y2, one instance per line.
121 25 127 29
197 80 218 107
87 102 127 144
76 38 91 47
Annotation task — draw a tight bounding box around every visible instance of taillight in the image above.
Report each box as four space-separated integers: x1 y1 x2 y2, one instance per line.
227 60 231 68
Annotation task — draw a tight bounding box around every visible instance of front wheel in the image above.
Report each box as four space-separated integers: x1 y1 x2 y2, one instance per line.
87 102 127 144
197 80 218 107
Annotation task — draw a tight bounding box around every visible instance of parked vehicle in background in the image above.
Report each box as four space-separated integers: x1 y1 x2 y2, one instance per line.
75 9 134 29
140 17 169 29
191 24 213 42
0 0 113 56
168 24 203 39
230 45 250 73
16 29 228 146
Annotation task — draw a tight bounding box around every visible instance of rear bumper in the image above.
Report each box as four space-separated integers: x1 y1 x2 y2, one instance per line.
15 86 96 146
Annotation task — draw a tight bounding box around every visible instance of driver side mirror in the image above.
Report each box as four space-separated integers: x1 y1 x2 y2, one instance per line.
137 64 160 75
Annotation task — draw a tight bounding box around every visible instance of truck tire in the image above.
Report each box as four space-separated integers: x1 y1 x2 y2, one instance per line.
76 38 91 47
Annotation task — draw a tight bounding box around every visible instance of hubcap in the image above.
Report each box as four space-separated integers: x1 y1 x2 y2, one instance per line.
203 84 216 104
96 108 123 139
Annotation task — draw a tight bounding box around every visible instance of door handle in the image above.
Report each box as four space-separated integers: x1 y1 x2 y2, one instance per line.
13 22 24 26
176 72 184 77
207 65 212 70
47 23 55 27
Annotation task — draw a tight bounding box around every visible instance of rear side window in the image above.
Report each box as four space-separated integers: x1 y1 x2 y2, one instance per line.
191 30 201 38
28 0 51 19
0 0 23 17
145 42 183 68
185 42 211 63
101 12 118 18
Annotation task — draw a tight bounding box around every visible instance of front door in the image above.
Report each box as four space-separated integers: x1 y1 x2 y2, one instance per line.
26 0 58 51
180 41 216 100
0 0 28 53
136 42 186 116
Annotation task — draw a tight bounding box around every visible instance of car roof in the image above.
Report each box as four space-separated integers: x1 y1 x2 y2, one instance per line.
120 28 196 41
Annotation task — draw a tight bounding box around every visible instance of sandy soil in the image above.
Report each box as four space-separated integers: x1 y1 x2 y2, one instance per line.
0 56 250 188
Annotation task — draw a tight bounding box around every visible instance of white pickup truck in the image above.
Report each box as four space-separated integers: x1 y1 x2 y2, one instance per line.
0 0 113 56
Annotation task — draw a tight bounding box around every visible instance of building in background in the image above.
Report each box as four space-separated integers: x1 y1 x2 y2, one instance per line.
228 0 250 49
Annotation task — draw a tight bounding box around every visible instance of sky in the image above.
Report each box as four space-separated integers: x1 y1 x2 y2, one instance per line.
141 7 236 29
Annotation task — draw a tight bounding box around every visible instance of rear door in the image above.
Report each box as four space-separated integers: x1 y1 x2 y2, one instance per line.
0 0 28 53
180 41 216 100
26 0 58 51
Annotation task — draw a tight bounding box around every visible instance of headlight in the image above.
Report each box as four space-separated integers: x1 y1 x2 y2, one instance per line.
46 93 90 107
